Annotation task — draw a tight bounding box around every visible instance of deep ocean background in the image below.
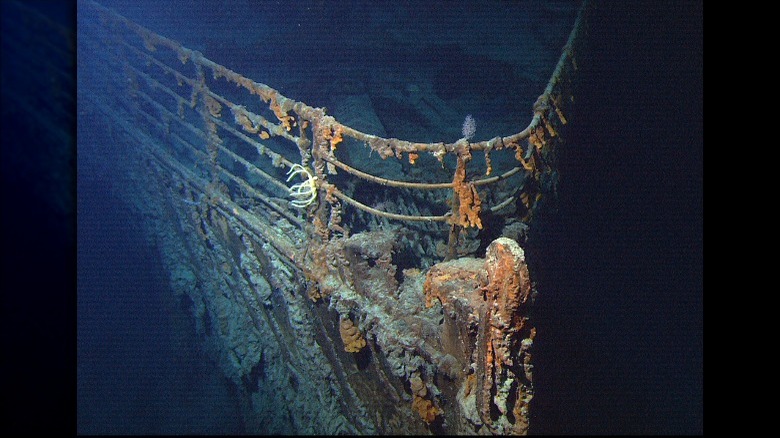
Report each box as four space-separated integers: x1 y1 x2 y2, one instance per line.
1 0 702 434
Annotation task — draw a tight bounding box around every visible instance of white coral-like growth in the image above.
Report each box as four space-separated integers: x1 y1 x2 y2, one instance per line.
286 164 318 208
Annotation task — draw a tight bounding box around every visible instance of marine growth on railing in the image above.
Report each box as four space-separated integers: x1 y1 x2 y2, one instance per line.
83 0 581 268
80 1 588 434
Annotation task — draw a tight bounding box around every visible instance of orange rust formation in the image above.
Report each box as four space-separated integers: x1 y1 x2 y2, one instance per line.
478 238 535 434
409 373 442 424
339 317 366 353
423 238 535 434
232 107 258 134
411 396 439 424
82 0 586 432
268 93 295 132
423 262 481 310
450 155 483 229
322 124 344 151
484 238 532 352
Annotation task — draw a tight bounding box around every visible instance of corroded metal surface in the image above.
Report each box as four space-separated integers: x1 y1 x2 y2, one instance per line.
424 238 536 434
78 0 588 433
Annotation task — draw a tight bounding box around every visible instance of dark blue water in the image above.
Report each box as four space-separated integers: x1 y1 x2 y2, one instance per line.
76 173 243 434
528 3 702 433
1 0 702 434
